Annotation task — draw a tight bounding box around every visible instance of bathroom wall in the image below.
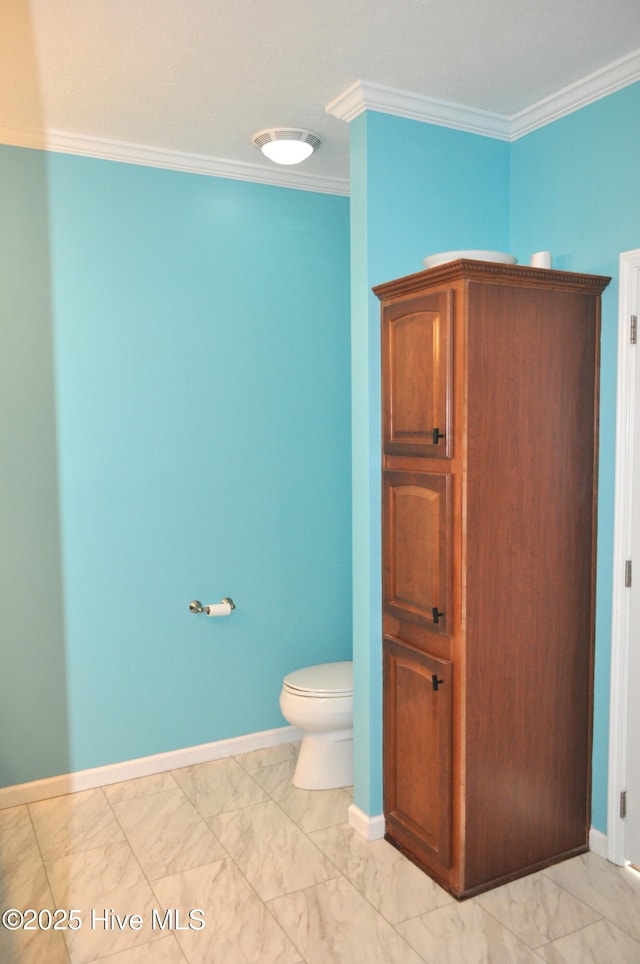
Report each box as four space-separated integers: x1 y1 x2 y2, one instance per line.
511 80 640 831
349 110 511 815
0 147 70 787
0 146 352 786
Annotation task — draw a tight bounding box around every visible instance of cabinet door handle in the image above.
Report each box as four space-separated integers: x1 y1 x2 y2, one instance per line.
432 427 445 445
432 606 444 624
432 673 444 691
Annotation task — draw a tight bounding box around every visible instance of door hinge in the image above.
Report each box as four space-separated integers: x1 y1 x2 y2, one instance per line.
631 315 637 344
620 790 627 819
625 560 633 588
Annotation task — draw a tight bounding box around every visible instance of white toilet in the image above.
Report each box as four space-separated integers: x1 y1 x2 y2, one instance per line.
279 661 353 790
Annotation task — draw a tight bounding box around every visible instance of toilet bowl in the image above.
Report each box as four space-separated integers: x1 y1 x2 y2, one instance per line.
279 661 353 790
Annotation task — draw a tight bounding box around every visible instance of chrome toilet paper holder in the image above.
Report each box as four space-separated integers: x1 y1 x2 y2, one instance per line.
189 597 236 615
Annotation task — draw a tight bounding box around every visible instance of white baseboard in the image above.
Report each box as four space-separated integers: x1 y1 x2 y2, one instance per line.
0 725 302 810
348 803 385 840
589 826 608 859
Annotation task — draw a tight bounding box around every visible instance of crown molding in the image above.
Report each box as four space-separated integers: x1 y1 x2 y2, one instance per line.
326 80 511 140
0 126 349 197
326 47 640 142
509 47 640 138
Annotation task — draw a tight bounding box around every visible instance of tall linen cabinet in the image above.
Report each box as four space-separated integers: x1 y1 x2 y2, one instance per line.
374 260 610 898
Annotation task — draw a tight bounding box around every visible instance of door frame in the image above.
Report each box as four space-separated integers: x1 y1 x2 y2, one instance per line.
608 247 640 864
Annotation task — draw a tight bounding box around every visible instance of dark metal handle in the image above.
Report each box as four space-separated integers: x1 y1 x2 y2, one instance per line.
432 427 445 445
432 673 444 691
432 606 444 624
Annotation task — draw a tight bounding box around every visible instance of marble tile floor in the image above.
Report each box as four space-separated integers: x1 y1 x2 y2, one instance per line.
1 742 640 963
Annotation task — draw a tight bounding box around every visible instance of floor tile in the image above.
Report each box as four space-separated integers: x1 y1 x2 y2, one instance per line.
535 918 640 963
85 933 185 963
0 805 71 962
243 758 298 800
309 822 454 922
0 805 52 907
4 749 637 964
112 787 226 880
0 803 30 833
104 772 179 805
476 870 601 948
276 785 353 834
29 788 125 859
269 875 425 963
44 840 163 963
234 741 300 772
151 858 302 964
171 758 268 817
0 925 70 964
396 899 542 963
208 800 340 901
249 759 352 832
543 852 640 942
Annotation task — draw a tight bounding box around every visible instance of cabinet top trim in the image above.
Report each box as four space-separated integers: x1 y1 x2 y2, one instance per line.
372 260 611 301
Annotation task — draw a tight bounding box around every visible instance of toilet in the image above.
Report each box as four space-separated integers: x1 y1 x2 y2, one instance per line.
279 661 353 790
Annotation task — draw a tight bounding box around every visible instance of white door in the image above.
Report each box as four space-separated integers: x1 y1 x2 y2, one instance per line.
627 351 640 866
609 248 640 867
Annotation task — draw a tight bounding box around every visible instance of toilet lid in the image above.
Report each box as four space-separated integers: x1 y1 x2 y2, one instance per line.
283 661 353 697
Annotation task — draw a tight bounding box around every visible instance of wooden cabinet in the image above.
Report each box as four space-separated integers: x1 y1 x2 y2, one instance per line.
374 259 610 898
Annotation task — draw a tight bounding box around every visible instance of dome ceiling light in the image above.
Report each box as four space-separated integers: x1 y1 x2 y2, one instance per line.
252 128 321 166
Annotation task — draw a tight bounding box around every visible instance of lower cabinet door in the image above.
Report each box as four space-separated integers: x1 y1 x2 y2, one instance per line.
383 636 453 869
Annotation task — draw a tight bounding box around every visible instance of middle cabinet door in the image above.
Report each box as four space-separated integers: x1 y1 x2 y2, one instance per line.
383 471 452 638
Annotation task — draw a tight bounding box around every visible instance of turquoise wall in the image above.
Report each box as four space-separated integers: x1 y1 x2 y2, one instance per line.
0 147 70 786
350 83 639 830
0 147 352 785
350 111 511 814
349 114 380 810
511 81 640 831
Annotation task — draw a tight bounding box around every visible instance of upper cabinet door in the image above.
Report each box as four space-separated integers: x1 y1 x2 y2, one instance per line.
382 290 453 458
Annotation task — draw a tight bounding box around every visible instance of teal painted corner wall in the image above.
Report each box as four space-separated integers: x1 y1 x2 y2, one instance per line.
0 147 70 786
350 83 639 830
365 113 512 288
0 146 352 785
511 80 640 831
349 114 382 814
349 111 511 815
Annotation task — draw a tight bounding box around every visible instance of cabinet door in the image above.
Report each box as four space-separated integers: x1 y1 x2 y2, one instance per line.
383 471 452 637
382 291 452 458
384 637 452 868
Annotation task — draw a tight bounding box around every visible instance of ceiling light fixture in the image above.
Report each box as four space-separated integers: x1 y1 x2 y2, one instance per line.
252 128 321 166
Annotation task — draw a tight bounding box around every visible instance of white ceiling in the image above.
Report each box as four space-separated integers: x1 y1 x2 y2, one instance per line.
2 0 640 189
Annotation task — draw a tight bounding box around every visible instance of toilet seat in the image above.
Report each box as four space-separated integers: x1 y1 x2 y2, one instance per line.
283 661 352 698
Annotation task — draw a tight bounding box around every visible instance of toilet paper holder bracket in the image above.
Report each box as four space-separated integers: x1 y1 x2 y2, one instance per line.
189 597 236 615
